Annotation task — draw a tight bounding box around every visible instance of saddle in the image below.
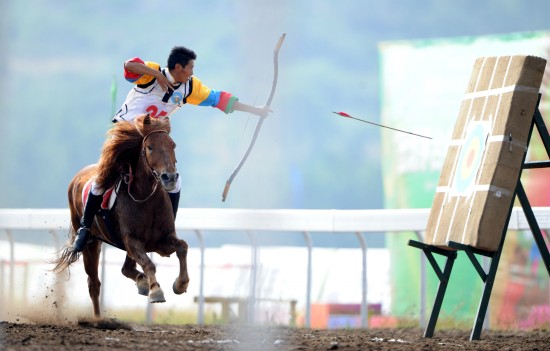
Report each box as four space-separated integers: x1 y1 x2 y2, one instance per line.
81 178 126 250
82 179 120 210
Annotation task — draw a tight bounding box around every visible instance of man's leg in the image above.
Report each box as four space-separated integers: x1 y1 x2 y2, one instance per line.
74 183 103 252
168 176 181 219
169 192 180 219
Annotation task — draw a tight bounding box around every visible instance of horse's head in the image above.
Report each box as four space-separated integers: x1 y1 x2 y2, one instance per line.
139 115 179 192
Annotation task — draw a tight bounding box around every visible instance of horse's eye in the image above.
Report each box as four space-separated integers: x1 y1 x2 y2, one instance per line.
147 145 153 152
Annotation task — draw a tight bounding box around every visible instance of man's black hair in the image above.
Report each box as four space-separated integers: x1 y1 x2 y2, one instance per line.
167 46 197 69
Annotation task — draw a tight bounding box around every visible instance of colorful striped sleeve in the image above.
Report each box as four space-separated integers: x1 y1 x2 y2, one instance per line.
123 57 161 85
186 77 238 114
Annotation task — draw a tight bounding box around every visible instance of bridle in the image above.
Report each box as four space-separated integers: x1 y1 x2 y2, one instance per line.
122 130 174 203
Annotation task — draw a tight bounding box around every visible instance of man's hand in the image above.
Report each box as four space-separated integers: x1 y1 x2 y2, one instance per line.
255 105 272 118
125 61 176 92
154 71 176 92
233 101 272 117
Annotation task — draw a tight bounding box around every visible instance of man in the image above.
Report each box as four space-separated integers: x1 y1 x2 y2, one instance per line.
74 46 269 252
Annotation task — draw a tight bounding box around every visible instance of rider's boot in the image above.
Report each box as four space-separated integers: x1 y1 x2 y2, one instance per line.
169 191 180 220
74 191 103 252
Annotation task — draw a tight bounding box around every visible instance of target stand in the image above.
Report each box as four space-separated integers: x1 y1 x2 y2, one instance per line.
407 55 548 341
409 94 550 341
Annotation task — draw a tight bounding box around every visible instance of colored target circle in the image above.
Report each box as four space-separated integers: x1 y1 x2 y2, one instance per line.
452 122 488 195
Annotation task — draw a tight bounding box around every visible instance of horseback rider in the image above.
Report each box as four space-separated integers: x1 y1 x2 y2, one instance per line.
74 46 270 252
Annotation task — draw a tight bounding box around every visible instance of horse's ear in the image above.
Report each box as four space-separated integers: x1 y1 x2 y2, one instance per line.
144 114 151 125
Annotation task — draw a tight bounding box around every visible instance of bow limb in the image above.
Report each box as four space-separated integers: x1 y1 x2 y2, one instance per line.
222 33 286 202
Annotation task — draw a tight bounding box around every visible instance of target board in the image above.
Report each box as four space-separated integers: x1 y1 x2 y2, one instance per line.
424 55 547 252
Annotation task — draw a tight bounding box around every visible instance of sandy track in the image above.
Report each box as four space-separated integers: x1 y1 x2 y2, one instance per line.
2 321 549 351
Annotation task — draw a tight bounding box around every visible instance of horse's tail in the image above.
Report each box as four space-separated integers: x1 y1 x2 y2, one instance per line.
50 229 81 274
54 166 91 274
51 246 81 274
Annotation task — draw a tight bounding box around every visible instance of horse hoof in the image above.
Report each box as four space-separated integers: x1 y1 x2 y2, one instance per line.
172 280 188 295
136 278 149 296
149 289 166 303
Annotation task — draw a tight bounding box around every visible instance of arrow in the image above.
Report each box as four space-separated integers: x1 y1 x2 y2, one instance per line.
333 111 432 140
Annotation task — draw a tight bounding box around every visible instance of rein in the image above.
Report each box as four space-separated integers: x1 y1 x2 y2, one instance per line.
122 129 171 203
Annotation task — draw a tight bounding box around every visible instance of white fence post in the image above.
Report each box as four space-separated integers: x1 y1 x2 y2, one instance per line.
6 229 14 308
302 231 312 328
355 231 368 328
194 230 205 325
247 230 257 324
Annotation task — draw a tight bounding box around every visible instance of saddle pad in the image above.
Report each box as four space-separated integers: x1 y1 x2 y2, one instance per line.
82 179 117 211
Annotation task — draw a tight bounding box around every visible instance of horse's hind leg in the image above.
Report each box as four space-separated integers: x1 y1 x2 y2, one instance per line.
127 246 165 303
121 255 149 296
82 240 102 318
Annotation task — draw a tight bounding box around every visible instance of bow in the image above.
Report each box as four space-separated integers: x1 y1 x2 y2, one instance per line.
222 33 286 202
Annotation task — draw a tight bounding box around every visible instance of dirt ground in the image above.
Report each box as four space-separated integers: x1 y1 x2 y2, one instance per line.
1 320 549 351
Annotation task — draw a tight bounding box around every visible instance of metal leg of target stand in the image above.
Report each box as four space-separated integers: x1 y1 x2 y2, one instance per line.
470 235 507 341
447 241 500 341
523 103 550 275
517 182 550 276
461 170 550 339
467 102 544 340
408 240 457 338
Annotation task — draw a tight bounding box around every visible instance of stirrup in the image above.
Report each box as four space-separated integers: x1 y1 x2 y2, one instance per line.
74 227 91 252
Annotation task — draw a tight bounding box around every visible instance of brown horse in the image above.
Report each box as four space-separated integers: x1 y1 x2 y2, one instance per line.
53 114 189 317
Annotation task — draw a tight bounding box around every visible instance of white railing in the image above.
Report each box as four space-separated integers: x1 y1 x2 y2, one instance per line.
1 207 549 327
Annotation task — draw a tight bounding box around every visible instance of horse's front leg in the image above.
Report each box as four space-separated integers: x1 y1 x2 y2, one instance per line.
82 240 102 317
121 255 149 296
127 244 165 303
173 238 190 294
157 236 190 295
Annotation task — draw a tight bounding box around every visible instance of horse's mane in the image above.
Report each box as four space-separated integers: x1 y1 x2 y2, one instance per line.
94 114 171 190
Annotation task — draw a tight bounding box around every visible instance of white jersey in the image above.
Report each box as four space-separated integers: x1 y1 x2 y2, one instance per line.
113 68 191 123
113 57 238 123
